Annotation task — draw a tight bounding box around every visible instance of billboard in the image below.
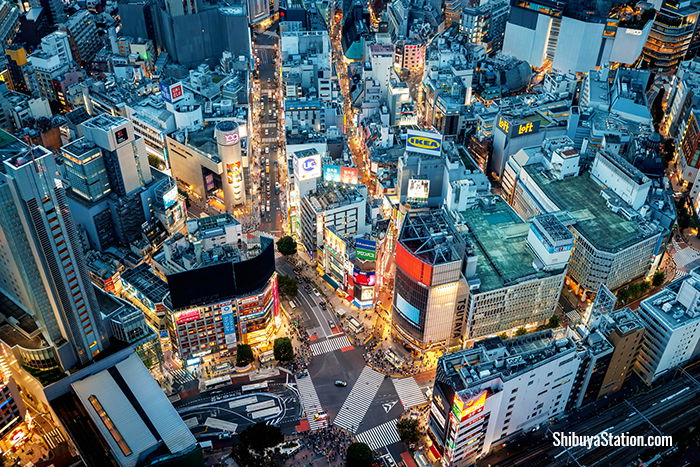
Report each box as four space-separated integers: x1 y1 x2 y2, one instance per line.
452 391 487 421
221 303 237 348
324 227 347 257
163 184 178 209
353 267 376 286
406 129 442 156
226 161 242 184
406 178 430 205
176 309 201 325
114 128 128 144
395 292 421 325
340 167 359 184
355 238 376 261
160 81 184 103
295 153 322 180
324 164 341 182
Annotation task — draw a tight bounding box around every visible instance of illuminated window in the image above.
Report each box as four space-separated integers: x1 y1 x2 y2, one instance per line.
87 395 132 456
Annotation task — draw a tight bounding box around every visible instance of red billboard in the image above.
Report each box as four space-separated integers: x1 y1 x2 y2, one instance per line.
340 167 359 184
176 309 201 325
396 243 433 286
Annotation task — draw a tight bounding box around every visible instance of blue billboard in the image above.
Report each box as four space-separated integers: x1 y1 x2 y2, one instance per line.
324 164 341 182
406 130 442 156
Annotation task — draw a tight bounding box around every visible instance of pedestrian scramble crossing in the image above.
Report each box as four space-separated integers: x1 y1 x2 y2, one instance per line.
295 374 326 430
310 335 352 356
333 366 384 433
392 376 427 409
355 419 401 450
44 428 65 450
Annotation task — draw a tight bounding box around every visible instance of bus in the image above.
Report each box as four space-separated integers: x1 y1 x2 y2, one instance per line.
347 317 363 333
241 381 269 393
204 375 231 389
259 350 275 364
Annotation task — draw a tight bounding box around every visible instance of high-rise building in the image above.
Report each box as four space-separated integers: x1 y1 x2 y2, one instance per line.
392 209 468 349
428 331 580 465
635 267 700 385
642 0 700 72
61 138 112 202
61 10 103 67
0 143 107 368
30 0 66 28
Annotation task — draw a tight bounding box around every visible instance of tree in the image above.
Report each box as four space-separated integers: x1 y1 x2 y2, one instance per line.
273 337 294 362
396 418 421 445
346 442 374 467
547 315 560 329
236 344 254 367
515 327 527 336
238 422 283 453
652 271 666 287
617 288 629 305
639 281 650 295
278 274 298 298
277 236 297 256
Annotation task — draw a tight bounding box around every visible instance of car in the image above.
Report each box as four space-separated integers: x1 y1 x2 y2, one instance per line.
312 288 321 297
313 411 328 420
334 381 347 387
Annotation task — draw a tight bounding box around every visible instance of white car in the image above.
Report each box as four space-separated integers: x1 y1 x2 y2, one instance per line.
312 288 321 297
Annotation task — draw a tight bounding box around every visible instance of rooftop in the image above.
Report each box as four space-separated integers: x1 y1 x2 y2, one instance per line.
120 264 170 305
525 166 660 253
62 138 99 159
459 197 559 292
640 268 700 330
306 182 366 212
82 114 127 131
438 330 577 392
399 209 464 266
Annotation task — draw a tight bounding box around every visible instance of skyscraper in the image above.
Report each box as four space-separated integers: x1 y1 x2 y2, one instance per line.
0 142 107 368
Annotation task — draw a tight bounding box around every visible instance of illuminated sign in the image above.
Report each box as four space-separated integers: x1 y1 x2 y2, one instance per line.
406 178 430 205
324 164 341 182
406 130 442 155
163 185 177 208
226 161 242 184
221 303 237 348
340 167 359 184
353 267 376 286
324 227 347 257
224 132 240 145
625 28 642 36
160 81 185 103
295 153 322 180
176 309 201 324
452 391 487 421
114 128 128 144
355 238 376 261
497 116 541 138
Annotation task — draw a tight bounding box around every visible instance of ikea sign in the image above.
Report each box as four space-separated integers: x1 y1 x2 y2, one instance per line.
406 130 442 156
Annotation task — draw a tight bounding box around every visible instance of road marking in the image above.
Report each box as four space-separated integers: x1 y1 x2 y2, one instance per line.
355 419 401 450
392 376 427 409
310 335 352 356
295 375 326 431
382 400 398 413
333 366 384 433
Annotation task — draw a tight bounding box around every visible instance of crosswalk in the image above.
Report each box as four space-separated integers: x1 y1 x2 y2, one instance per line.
333 366 384 433
672 244 700 268
355 419 401 450
44 428 65 450
392 377 427 409
310 335 352 356
295 375 326 431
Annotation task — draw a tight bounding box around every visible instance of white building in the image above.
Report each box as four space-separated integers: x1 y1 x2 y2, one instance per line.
428 331 580 465
590 151 651 211
635 268 700 385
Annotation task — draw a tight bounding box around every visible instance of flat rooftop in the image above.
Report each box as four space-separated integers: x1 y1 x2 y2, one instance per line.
399 209 464 266
62 138 99 159
526 166 660 253
82 114 126 131
640 271 700 330
120 264 170 304
439 330 577 391
460 197 559 292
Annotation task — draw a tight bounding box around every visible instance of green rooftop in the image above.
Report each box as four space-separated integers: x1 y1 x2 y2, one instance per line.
460 197 558 293
525 166 660 253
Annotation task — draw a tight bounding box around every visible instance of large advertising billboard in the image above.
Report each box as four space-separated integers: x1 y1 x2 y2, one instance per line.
452 391 487 421
353 267 376 286
324 164 341 182
163 184 178 208
406 178 430 205
395 292 421 325
406 129 442 155
221 302 237 348
340 167 359 184
160 81 184 103
497 116 541 138
296 153 322 180
355 238 376 261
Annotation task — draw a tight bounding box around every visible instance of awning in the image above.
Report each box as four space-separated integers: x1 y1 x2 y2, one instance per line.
428 443 442 460
322 274 339 290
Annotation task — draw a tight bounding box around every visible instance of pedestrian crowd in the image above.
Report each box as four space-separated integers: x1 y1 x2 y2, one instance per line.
283 426 353 467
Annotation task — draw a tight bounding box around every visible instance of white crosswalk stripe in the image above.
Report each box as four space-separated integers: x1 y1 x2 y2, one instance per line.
672 245 700 268
296 375 326 431
44 428 64 450
310 335 352 356
333 366 384 433
392 376 427 409
355 419 401 450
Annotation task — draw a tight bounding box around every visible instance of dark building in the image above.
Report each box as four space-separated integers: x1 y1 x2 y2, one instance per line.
15 7 52 49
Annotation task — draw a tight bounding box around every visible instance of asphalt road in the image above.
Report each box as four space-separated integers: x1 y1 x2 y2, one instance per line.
252 33 284 233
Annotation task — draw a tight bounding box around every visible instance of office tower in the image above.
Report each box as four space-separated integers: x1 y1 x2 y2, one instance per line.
642 0 700 72
0 144 107 368
62 138 112 202
635 267 700 384
30 0 66 27
4 44 31 95
428 331 580 465
0 0 19 46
